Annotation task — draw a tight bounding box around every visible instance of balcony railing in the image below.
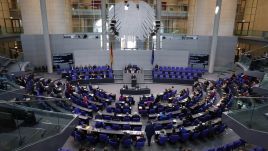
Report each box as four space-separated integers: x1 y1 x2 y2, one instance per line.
222 96 268 148
0 90 76 151
227 97 268 132
0 27 23 35
72 9 101 16
161 11 188 18
235 30 268 39
72 8 188 18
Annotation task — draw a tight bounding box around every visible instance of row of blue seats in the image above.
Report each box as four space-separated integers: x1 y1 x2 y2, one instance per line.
153 74 197 80
138 105 180 116
157 124 227 145
73 131 146 149
159 90 177 101
154 66 206 72
95 122 142 131
206 139 246 151
70 74 114 81
73 107 93 116
95 114 141 122
65 65 112 72
153 71 202 77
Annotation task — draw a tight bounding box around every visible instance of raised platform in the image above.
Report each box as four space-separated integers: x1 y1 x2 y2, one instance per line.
120 87 151 95
153 78 196 85
69 79 114 84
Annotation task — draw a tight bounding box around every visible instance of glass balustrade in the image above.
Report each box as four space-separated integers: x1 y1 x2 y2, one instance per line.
0 91 76 151
227 97 268 133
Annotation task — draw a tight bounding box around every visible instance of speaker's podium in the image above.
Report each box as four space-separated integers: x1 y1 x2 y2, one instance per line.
131 75 137 87
123 67 144 85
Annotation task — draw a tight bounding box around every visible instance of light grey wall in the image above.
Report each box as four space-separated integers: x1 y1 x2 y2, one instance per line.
215 36 237 70
162 36 211 54
162 36 237 70
73 50 189 70
21 34 101 66
21 34 237 70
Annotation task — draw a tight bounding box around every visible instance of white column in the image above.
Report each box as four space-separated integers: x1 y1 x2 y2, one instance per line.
208 0 222 73
101 0 107 51
218 0 237 36
192 0 216 35
46 0 72 34
156 0 161 50
192 0 236 36
20 0 72 34
40 0 53 73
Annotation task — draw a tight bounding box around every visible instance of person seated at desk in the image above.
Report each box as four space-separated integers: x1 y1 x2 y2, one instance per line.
155 130 167 142
121 132 131 143
110 134 120 147
158 112 167 121
168 127 178 136
149 94 154 102
140 95 147 101
183 114 193 126
119 94 126 101
126 95 134 105
178 126 188 135
181 106 191 115
112 112 120 121
82 95 89 105
194 122 207 132
155 95 161 103
132 112 140 119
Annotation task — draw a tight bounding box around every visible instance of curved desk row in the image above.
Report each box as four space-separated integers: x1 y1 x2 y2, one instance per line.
120 88 151 95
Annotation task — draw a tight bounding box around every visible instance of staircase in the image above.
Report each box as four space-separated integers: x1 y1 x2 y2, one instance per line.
143 70 153 83
113 70 123 83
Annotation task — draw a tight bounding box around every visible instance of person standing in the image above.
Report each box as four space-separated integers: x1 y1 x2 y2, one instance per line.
145 121 155 146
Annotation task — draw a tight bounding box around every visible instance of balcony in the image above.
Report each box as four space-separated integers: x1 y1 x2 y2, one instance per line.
72 9 101 16
0 90 78 151
72 8 188 18
236 30 268 44
222 97 268 148
161 10 188 18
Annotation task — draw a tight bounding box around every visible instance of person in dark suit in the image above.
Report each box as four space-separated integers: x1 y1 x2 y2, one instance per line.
145 121 155 146
121 132 131 143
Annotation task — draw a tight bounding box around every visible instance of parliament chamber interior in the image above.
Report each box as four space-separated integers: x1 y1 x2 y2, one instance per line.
0 0 268 151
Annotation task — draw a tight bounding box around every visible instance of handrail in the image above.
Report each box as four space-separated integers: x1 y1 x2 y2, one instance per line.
234 96 268 99
0 55 16 61
0 89 70 103
242 44 268 54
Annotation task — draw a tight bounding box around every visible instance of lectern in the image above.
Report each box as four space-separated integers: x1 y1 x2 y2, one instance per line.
131 74 137 87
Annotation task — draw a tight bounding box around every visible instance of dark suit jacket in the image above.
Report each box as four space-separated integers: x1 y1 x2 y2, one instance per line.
145 123 155 137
